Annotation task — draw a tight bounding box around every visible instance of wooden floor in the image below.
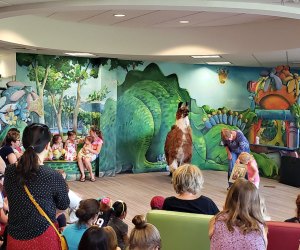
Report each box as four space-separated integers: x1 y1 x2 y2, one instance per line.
69 170 300 230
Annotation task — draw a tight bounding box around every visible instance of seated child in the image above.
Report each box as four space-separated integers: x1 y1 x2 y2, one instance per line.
78 136 94 160
150 196 165 210
237 152 260 188
52 134 66 160
95 197 113 228
64 131 77 161
108 200 129 250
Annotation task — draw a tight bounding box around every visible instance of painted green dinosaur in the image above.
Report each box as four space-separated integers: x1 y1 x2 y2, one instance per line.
100 63 278 177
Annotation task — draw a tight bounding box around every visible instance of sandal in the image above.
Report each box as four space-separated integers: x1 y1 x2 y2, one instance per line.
79 176 86 182
90 177 96 182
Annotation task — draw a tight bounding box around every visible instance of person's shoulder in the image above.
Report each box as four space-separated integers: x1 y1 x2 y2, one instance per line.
198 195 217 204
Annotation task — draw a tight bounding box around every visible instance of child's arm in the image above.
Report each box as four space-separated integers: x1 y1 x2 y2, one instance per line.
249 159 259 181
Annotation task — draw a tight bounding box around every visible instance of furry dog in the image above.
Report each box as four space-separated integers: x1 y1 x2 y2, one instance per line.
164 102 193 173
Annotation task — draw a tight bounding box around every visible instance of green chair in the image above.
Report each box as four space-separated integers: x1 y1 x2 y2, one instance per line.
146 210 213 250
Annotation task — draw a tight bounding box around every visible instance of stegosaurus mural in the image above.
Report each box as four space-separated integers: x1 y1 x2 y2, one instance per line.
100 63 278 177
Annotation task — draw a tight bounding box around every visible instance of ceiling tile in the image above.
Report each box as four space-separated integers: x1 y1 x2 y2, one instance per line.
82 10 156 26
116 10 199 27
48 10 109 22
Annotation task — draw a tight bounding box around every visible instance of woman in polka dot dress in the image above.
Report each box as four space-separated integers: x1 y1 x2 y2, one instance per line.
4 123 70 250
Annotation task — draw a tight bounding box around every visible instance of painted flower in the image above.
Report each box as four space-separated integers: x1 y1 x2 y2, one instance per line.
14 102 30 122
5 112 18 125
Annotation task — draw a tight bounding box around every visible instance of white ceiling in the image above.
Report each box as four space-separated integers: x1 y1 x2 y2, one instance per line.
1 0 300 67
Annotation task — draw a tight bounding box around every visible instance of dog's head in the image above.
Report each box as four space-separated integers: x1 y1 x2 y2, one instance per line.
176 102 189 119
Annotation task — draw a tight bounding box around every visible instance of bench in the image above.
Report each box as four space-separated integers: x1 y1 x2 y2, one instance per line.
146 210 212 250
44 158 99 181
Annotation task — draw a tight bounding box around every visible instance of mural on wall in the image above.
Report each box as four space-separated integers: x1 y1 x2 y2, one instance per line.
247 65 300 149
100 63 278 177
217 68 229 84
11 54 287 178
15 54 111 135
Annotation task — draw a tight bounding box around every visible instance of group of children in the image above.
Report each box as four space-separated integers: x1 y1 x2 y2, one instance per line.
47 131 96 162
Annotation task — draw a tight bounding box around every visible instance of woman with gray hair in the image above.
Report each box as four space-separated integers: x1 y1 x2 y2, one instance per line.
163 164 219 215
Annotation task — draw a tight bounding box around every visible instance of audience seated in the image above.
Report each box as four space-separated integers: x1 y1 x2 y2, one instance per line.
78 226 108 250
0 129 21 165
96 197 113 227
108 200 129 250
63 198 99 250
129 214 161 250
103 226 121 250
163 164 219 215
209 178 267 250
284 194 300 223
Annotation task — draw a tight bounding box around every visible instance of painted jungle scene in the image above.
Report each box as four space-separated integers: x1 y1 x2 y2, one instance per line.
2 53 298 178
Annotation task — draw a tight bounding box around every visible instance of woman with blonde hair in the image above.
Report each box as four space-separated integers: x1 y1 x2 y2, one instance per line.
163 164 219 215
209 178 268 250
129 215 161 250
103 226 121 250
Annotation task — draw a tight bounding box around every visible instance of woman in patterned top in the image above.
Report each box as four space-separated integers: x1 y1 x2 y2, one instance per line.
4 123 70 250
77 126 103 182
209 178 268 250
221 128 250 188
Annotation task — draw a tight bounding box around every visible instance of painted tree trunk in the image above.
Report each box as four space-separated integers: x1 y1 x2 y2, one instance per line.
73 80 81 133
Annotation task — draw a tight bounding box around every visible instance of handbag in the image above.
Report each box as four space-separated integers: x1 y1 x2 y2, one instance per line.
24 185 68 250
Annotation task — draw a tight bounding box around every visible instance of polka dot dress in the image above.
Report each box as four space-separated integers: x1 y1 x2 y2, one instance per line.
4 164 70 240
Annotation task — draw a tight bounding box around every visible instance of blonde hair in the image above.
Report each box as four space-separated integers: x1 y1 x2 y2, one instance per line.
129 215 161 250
217 178 265 234
238 152 252 164
103 226 118 250
172 164 204 195
221 128 232 140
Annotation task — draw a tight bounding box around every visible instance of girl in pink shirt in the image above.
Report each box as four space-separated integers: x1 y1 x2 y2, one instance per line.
238 152 260 188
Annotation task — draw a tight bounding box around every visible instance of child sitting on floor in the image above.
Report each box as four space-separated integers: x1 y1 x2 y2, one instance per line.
64 131 77 161
108 200 129 250
95 197 113 228
77 136 94 160
52 134 66 160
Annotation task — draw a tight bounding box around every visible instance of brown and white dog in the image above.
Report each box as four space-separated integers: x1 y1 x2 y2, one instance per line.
164 102 193 174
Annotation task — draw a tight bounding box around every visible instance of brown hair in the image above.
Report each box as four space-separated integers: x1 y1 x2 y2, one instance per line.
76 199 100 226
90 126 103 141
4 130 20 146
129 215 161 250
85 136 94 144
221 128 232 140
67 130 76 138
103 226 118 250
217 178 265 234
296 194 300 218
52 134 62 144
16 123 51 185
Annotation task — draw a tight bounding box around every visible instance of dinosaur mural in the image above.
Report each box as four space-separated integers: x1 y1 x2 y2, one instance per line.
100 63 278 177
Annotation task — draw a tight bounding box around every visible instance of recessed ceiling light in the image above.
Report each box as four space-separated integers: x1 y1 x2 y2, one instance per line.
191 55 221 59
114 14 126 17
206 61 231 65
64 52 96 57
179 20 189 24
